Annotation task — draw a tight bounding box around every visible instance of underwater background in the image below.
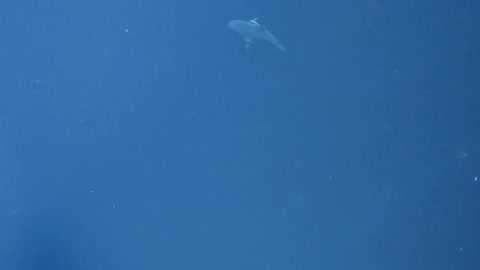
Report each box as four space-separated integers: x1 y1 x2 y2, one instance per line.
0 0 479 269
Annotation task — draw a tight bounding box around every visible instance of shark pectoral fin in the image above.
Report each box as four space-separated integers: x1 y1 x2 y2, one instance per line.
244 36 254 50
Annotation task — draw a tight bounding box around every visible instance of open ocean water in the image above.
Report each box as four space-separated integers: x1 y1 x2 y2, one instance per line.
0 1 479 269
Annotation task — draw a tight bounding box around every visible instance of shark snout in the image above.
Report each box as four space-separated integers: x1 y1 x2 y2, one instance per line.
228 20 243 33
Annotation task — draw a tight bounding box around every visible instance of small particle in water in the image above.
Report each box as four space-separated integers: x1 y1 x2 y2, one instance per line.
475 176 478 182
454 148 468 159
124 29 129 33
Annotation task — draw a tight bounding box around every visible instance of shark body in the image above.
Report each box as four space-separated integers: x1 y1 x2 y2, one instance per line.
228 18 286 52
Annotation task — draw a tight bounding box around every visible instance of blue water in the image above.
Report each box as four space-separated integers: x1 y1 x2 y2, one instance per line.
1 1 479 269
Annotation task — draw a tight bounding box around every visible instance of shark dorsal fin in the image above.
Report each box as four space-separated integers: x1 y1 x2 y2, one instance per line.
249 17 261 27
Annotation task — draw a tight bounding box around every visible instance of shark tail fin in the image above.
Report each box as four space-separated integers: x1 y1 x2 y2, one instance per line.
276 43 286 52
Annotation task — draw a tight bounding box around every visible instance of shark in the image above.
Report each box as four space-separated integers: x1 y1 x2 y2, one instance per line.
228 17 286 52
